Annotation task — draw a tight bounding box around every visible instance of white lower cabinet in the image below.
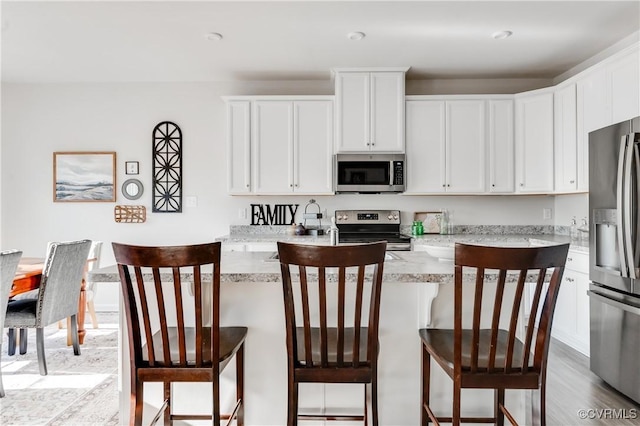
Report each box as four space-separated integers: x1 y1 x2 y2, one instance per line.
551 249 590 356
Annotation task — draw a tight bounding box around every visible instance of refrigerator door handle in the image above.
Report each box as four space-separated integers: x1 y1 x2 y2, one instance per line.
617 135 630 278
624 134 637 279
588 290 640 315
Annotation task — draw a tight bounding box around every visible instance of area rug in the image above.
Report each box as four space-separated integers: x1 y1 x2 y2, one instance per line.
0 313 119 425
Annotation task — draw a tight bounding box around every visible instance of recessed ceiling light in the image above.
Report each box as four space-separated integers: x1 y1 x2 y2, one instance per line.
492 30 513 40
347 31 365 41
205 32 223 41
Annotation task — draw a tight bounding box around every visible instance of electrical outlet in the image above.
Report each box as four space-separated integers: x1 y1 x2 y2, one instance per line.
543 208 552 220
185 196 197 208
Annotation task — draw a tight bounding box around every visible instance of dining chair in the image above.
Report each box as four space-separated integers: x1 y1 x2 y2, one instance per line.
84 241 103 329
54 240 103 347
0 249 24 397
419 243 569 426
112 241 246 426
4 240 91 376
277 241 386 426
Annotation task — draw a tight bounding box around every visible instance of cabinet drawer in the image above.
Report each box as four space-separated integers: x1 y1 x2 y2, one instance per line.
566 250 588 273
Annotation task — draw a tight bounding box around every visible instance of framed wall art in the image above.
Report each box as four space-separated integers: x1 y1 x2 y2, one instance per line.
125 161 139 175
53 152 116 202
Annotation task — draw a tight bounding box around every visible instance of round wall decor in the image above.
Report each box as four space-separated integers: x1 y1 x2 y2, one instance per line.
122 178 144 200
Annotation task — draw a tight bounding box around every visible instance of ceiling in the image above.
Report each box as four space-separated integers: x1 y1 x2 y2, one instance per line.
2 1 639 83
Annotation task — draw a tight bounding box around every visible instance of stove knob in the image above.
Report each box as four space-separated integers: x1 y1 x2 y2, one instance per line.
387 215 393 220
393 215 399 220
343 215 348 220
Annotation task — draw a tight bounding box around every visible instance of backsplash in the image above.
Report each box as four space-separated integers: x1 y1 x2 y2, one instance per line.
230 224 558 236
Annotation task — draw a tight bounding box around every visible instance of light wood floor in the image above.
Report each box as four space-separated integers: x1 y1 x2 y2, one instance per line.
541 338 639 425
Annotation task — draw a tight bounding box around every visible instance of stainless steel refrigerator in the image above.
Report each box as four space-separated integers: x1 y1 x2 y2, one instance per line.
588 116 640 404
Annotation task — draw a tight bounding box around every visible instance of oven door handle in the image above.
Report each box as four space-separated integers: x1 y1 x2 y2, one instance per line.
588 290 640 315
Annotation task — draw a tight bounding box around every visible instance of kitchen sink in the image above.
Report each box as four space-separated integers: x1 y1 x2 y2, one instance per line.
264 251 402 262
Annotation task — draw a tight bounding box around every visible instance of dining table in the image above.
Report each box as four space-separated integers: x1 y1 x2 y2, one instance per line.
9 257 89 346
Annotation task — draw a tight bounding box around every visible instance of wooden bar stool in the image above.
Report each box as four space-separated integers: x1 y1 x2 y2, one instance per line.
419 243 569 426
277 241 386 426
113 242 246 426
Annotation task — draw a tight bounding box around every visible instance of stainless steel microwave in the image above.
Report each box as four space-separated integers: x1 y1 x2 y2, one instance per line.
335 154 405 193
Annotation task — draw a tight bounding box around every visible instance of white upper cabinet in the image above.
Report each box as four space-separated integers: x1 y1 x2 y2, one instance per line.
252 100 293 194
335 68 408 153
554 84 578 192
225 96 333 195
405 97 487 194
609 47 640 124
575 45 639 192
446 100 486 193
405 100 446 193
515 90 555 193
487 99 515 193
226 100 252 194
293 101 334 194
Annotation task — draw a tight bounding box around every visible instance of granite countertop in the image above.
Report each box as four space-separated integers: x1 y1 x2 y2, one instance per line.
216 232 589 253
89 251 453 283
89 245 575 284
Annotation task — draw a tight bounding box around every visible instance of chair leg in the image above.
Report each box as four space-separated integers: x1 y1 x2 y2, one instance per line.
365 379 378 426
236 343 245 426
287 378 298 426
495 389 505 426
19 329 28 355
0 342 5 398
7 329 16 356
163 382 171 426
70 315 81 355
452 381 461 426
212 377 221 426
133 378 144 426
540 368 547 426
36 328 47 376
87 300 99 328
421 345 431 426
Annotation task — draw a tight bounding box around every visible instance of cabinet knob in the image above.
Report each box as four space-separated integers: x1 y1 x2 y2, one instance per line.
366 142 370 146
295 184 299 188
567 257 573 262
491 184 496 187
520 183 524 187
289 184 293 188
371 142 375 146
447 184 450 187
570 180 575 184
246 184 249 188
566 277 575 283
442 184 446 188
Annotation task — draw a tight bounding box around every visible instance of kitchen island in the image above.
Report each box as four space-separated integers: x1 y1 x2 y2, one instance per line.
90 240 574 425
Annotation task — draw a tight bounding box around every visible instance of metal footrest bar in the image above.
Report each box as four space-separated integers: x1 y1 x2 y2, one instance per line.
149 399 169 426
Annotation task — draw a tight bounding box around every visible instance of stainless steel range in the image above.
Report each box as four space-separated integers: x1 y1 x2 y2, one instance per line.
335 209 412 251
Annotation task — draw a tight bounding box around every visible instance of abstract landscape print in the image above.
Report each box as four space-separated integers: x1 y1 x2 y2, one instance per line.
53 152 116 202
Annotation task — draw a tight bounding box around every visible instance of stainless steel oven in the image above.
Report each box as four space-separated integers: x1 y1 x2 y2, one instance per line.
335 209 411 251
335 154 405 193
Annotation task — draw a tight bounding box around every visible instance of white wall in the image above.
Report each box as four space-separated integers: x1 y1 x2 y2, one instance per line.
2 80 560 308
